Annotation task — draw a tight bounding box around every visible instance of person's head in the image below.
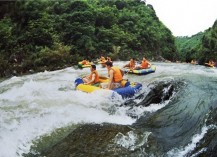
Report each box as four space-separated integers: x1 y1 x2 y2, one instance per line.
91 64 96 71
105 61 113 69
130 58 135 62
143 57 146 61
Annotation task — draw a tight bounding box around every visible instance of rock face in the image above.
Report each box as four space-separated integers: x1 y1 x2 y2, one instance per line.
154 55 167 62
40 124 133 157
124 80 184 107
39 123 166 157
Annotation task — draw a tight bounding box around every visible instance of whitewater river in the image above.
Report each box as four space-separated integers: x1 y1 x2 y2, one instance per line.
0 62 217 157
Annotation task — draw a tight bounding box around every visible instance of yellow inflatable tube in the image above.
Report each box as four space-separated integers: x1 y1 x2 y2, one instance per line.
77 84 102 93
76 76 109 93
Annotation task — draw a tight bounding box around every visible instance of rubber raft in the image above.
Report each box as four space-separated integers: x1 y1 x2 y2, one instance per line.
77 61 92 69
124 65 156 75
74 77 142 98
98 61 106 67
204 63 216 68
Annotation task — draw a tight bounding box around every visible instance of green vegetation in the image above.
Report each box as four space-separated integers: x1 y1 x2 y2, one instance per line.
0 0 177 77
200 20 217 63
175 33 203 62
1 0 217 78
175 19 217 64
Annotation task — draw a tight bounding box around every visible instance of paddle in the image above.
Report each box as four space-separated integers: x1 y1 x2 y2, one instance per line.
122 68 133 75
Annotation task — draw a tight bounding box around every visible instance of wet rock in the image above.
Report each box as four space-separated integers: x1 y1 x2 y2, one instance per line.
4 69 12 78
137 81 176 106
29 69 35 74
38 123 169 157
154 55 166 62
204 144 217 157
12 70 17 76
40 123 133 157
124 80 184 107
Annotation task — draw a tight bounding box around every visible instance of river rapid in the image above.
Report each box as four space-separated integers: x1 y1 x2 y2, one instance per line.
0 62 217 157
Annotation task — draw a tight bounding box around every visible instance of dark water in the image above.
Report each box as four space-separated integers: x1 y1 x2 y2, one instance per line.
130 63 217 156
133 78 217 156
1 62 217 157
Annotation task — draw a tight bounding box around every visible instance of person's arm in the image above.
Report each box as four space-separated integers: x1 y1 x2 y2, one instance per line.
140 63 143 68
107 70 114 89
84 74 95 85
83 74 90 79
148 61 151 66
107 69 110 77
123 63 128 68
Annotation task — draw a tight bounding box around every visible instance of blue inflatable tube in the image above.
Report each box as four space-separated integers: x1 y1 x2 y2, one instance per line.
113 83 142 98
124 65 156 75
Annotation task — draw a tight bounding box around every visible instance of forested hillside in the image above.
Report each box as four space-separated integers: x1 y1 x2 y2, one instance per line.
175 19 217 64
0 0 177 77
200 20 217 63
175 33 203 62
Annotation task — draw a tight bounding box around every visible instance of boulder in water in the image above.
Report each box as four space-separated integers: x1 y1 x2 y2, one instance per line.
124 80 184 107
39 123 168 157
40 123 133 157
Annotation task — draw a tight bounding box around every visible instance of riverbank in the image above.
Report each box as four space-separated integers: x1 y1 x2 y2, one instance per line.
0 55 169 79
0 62 74 79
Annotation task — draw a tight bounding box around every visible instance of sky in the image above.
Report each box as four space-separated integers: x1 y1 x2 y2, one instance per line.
146 0 217 37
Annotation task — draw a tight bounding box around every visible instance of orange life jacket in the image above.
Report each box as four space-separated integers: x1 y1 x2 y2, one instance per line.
82 60 87 65
129 61 135 69
100 57 105 62
89 70 99 84
141 60 149 69
111 66 123 83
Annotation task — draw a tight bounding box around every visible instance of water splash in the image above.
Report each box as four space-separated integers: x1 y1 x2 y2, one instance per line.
113 130 151 151
166 125 217 157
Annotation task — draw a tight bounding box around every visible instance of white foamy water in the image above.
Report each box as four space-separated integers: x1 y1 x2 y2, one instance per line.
0 62 217 156
166 125 217 157
0 66 134 157
114 130 151 151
